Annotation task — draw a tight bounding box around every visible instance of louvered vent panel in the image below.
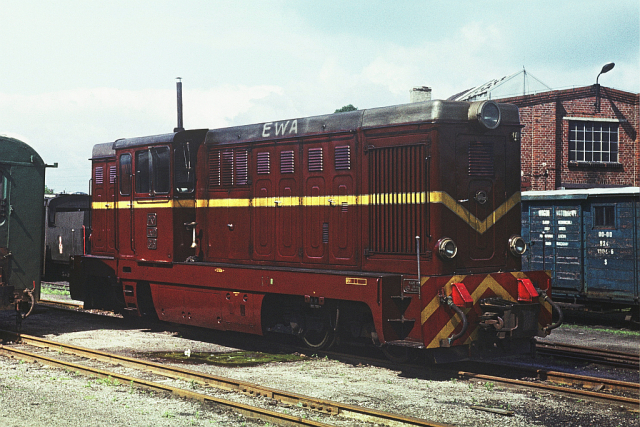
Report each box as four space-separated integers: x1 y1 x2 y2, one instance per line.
335 146 351 170
208 149 221 187
308 148 323 172
257 152 270 174
95 167 104 185
109 166 116 184
221 151 234 186
235 149 248 185
280 150 295 174
322 222 329 244
468 141 494 177
368 144 427 255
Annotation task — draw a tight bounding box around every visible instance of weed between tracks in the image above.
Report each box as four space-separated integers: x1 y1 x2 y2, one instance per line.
145 350 308 367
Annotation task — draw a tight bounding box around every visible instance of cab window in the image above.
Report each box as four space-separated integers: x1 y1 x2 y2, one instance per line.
119 154 132 195
174 141 196 194
135 146 170 195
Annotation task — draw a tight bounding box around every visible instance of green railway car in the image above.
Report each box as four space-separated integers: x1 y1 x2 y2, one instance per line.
0 136 46 318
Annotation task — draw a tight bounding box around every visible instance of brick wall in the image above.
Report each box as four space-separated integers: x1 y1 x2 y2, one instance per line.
496 86 639 191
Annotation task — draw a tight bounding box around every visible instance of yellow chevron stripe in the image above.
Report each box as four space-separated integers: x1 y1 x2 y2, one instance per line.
91 191 520 235
424 275 516 349
429 191 521 234
420 275 467 328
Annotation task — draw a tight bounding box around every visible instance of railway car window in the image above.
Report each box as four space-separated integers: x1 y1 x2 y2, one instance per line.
151 147 170 194
174 142 196 194
135 151 150 194
594 205 615 228
119 154 132 195
135 147 170 195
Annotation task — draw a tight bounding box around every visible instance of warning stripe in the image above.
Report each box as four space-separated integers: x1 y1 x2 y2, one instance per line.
93 191 520 234
421 272 552 349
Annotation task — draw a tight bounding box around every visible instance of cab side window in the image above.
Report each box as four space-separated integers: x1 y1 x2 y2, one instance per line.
174 142 196 194
135 146 170 195
119 154 132 195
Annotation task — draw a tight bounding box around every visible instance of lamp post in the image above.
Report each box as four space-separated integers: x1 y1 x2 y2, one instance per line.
595 62 615 112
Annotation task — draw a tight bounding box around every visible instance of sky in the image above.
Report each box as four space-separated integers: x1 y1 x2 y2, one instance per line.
1 0 638 193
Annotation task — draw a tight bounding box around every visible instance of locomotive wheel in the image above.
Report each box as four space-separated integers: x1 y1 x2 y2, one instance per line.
302 308 336 350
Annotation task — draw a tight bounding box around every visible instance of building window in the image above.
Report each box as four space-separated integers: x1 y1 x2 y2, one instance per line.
568 121 618 163
593 205 615 228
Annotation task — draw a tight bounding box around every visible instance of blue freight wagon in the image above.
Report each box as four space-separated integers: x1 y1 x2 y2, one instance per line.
521 187 639 317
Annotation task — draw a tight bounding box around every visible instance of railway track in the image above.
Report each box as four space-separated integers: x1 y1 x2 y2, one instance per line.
456 366 639 407
38 298 84 310
535 341 639 370
0 331 452 427
309 349 639 408
18 305 638 411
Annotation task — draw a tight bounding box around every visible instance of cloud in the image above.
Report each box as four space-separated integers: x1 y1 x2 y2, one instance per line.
0 84 284 192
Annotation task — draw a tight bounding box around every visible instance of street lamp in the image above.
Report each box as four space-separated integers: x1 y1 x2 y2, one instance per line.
595 62 615 111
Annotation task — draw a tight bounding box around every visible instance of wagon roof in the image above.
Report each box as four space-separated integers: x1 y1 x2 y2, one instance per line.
104 129 208 151
204 99 520 145
522 186 640 201
91 142 116 159
0 135 45 166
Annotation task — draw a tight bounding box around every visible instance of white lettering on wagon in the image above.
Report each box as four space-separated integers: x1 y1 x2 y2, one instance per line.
262 119 298 138
557 209 578 217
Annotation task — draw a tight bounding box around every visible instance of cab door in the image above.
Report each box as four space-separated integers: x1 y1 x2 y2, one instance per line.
91 159 116 255
173 139 201 262
115 152 135 257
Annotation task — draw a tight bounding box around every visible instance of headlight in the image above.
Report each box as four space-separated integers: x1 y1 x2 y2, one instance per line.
436 237 458 260
509 235 527 256
469 101 501 130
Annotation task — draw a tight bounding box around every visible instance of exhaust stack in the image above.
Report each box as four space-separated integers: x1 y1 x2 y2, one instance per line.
174 77 184 132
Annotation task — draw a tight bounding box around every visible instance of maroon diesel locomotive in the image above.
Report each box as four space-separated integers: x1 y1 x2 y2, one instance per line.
71 98 561 362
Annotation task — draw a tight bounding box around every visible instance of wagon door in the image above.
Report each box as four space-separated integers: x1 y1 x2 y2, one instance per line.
91 159 117 255
329 137 357 265
205 145 251 261
302 139 330 264
253 147 275 260
115 152 135 257
275 142 301 262
454 135 508 269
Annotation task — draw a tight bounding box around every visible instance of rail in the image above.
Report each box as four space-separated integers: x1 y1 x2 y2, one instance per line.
0 331 453 427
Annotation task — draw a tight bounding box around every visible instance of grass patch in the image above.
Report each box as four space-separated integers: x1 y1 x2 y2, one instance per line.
146 350 308 367
560 323 640 337
40 285 69 296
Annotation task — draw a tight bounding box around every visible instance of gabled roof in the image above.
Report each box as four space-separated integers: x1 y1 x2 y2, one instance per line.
449 69 552 102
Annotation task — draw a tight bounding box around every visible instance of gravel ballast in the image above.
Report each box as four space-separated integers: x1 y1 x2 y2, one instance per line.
1 303 638 427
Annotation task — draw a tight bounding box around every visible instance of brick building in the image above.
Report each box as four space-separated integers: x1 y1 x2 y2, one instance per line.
496 85 639 191
446 70 639 191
